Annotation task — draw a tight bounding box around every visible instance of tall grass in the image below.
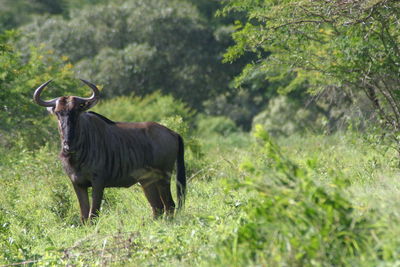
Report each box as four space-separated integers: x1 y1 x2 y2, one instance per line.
2 100 400 265
216 127 395 266
0 134 253 266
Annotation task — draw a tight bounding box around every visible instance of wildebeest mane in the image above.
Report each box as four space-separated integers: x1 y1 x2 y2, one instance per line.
87 111 116 124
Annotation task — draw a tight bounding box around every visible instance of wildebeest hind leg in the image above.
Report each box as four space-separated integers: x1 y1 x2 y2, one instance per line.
89 183 104 220
156 179 175 217
141 182 164 219
73 184 90 223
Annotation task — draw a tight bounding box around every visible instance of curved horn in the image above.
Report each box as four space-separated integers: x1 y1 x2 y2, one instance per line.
79 79 100 102
33 80 58 107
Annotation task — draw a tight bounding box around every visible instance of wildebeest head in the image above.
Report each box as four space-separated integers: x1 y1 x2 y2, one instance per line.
33 79 100 153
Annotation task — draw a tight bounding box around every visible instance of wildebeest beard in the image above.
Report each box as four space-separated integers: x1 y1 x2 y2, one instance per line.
59 111 154 183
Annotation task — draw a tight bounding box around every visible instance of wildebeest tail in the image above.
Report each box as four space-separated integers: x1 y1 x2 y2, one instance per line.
176 134 186 209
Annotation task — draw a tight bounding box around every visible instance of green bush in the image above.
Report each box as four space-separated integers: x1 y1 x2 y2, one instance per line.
252 96 324 137
196 115 239 137
218 126 385 266
0 31 86 150
92 92 194 123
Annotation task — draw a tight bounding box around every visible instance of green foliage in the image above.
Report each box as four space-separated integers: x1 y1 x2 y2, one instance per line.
18 0 233 109
0 0 68 32
0 145 76 264
92 92 194 124
221 0 400 142
196 115 239 137
0 31 86 149
8 0 274 129
217 127 392 266
76 43 157 97
203 87 269 131
3 1 400 266
252 95 324 136
2 123 400 265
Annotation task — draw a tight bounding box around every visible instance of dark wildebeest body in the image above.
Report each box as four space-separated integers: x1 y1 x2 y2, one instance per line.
33 80 186 222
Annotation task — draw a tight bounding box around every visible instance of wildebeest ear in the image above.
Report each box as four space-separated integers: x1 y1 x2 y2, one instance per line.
46 106 55 114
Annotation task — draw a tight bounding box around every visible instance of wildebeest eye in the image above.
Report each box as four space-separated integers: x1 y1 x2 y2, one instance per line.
79 103 85 108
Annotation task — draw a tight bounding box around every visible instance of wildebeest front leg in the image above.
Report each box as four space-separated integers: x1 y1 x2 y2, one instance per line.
72 184 90 223
89 182 104 220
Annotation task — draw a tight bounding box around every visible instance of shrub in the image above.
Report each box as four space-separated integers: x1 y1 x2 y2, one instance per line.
252 96 324 137
218 125 384 266
196 115 239 137
92 92 194 124
0 31 86 150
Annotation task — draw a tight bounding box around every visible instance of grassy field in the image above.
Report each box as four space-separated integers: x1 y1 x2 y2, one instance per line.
1 1 399 265
1 130 400 266
0 133 252 266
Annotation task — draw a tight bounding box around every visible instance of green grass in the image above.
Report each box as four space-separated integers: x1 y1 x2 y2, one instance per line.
0 135 253 266
279 133 400 217
1 131 400 265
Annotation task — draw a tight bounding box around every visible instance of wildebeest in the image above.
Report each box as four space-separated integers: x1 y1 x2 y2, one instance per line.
33 79 186 222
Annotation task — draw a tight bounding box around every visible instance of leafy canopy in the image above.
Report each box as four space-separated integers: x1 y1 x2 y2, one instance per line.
0 31 88 149
18 0 232 109
221 0 400 136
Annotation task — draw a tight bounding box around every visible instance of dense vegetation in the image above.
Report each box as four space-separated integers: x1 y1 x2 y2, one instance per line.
1 0 400 265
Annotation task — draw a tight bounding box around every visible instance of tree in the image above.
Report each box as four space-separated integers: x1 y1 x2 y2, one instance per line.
0 31 85 149
221 0 400 142
0 0 69 32
17 0 233 110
